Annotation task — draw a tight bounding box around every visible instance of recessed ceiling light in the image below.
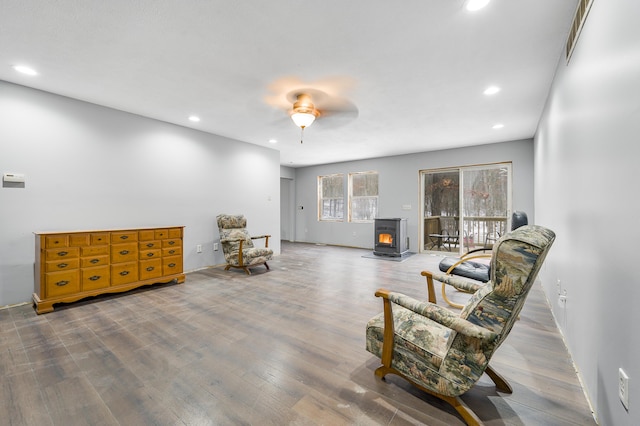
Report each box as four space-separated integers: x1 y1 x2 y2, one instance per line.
268 139 277 144
483 86 501 95
466 0 490 11
492 124 504 129
188 116 200 122
13 65 38 76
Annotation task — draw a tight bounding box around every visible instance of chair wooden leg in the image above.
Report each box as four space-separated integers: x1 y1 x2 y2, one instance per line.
264 262 270 270
485 365 513 394
224 265 231 271
375 365 483 426
443 394 483 426
243 267 251 275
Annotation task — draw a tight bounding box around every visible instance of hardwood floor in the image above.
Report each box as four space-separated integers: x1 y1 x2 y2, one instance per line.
1 242 595 425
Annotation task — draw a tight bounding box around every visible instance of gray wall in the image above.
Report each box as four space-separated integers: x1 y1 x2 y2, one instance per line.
292 139 534 250
0 81 280 307
535 1 639 424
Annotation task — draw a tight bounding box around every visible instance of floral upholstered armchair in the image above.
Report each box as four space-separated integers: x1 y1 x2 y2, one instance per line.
216 214 273 275
366 225 555 425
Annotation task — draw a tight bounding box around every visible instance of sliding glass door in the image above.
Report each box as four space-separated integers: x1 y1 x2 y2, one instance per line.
420 163 512 255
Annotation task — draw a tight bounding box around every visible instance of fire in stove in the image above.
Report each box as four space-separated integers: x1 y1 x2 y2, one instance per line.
379 233 393 245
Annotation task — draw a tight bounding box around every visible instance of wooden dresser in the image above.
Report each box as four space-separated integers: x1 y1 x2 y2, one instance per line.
33 226 185 314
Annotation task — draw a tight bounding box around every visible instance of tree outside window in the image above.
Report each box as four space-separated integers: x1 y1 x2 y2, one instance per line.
349 171 378 222
318 174 344 221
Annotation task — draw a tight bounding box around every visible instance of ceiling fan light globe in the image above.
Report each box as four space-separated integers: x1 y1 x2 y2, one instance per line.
291 112 316 128
466 0 490 11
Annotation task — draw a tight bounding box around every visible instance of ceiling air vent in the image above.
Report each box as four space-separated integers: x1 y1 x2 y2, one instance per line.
566 0 594 62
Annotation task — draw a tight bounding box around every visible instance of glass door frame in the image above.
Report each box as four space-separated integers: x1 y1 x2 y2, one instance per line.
419 162 513 255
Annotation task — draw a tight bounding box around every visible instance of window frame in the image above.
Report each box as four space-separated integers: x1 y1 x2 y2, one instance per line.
348 171 379 223
317 173 345 222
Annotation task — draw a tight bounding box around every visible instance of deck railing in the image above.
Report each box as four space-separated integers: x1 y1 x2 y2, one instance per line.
424 215 508 252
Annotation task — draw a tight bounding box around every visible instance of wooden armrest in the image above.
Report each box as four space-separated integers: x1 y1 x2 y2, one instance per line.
251 234 270 248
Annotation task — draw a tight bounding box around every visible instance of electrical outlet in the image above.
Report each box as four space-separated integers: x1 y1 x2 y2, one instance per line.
196 244 202 253
558 289 567 308
213 243 219 251
619 368 629 410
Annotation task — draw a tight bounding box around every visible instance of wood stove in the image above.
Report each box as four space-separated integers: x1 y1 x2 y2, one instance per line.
373 218 408 256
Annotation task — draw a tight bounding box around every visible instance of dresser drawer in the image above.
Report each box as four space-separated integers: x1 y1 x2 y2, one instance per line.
111 243 138 263
81 255 109 268
45 270 80 298
163 239 181 248
138 230 155 241
90 232 110 245
162 247 182 257
139 259 163 281
111 262 138 286
140 249 161 260
45 258 80 272
154 229 169 239
111 231 138 244
81 266 111 291
81 245 110 257
163 255 183 275
45 247 79 261
69 233 90 247
45 235 69 249
139 240 161 250
168 228 182 239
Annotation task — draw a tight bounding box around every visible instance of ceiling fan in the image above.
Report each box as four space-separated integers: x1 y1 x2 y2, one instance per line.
265 79 359 143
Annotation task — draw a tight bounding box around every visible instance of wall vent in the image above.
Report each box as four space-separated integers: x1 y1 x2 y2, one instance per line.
566 0 594 62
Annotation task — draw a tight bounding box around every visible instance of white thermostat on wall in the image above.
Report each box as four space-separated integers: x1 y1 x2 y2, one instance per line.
3 172 25 183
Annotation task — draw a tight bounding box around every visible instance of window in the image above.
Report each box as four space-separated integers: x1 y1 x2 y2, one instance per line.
349 171 378 222
318 174 344 221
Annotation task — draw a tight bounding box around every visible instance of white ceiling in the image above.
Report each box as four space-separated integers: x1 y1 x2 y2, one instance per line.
0 0 578 167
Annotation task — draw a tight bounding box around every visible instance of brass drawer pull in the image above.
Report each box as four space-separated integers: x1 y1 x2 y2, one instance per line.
146 266 155 271
168 263 176 268
58 251 68 256
57 263 68 268
168 250 176 254
120 250 129 255
120 235 129 240
147 253 154 257
89 275 101 281
56 280 69 286
168 241 175 245
120 271 130 276
146 243 154 248
90 259 100 264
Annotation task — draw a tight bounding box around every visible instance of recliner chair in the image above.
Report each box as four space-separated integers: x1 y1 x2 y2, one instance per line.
366 225 555 425
216 214 273 275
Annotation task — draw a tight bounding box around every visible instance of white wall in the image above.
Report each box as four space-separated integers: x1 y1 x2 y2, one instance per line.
535 1 640 424
293 139 534 250
0 81 280 307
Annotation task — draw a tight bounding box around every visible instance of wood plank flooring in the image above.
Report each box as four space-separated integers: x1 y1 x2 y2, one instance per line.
0 242 596 425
